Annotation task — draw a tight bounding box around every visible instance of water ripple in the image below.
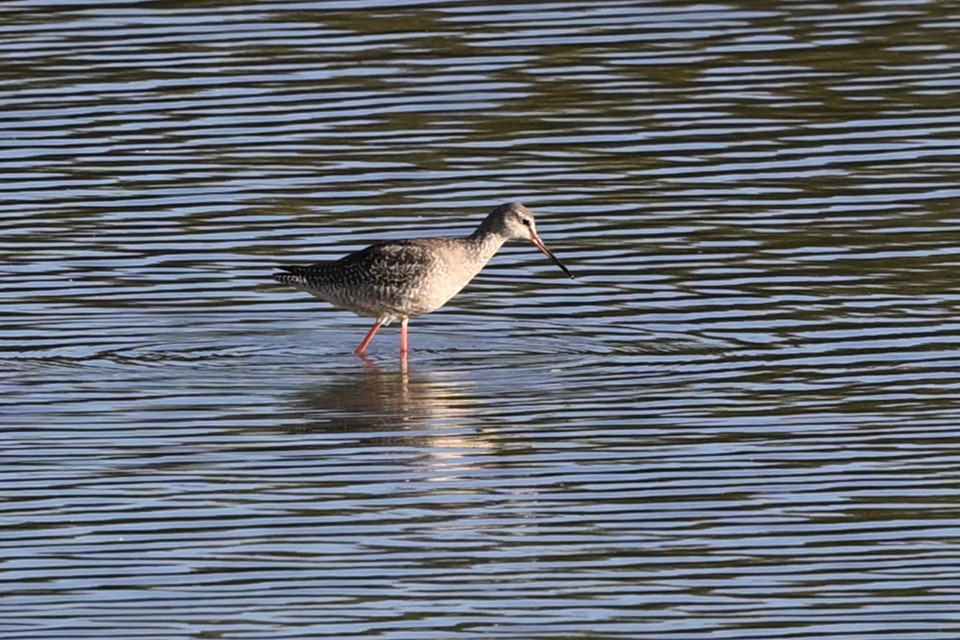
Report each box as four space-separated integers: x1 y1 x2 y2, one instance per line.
2 1 960 638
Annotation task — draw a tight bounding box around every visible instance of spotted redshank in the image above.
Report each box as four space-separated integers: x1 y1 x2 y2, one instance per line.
273 202 573 358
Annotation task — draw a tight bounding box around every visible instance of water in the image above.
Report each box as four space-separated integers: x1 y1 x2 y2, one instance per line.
2 1 960 638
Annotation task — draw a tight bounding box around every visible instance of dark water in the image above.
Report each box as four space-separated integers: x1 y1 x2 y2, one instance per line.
3 1 960 638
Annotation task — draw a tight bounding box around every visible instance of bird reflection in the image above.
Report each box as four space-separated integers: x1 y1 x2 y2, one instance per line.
288 364 495 475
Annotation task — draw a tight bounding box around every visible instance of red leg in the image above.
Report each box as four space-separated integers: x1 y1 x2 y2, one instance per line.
355 319 384 355
400 318 409 355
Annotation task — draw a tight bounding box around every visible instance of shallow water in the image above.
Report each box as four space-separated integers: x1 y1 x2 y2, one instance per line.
2 1 960 638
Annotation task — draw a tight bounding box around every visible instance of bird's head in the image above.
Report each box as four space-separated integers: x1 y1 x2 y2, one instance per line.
488 202 574 279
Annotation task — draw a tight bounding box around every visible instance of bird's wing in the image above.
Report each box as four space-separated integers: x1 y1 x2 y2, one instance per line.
274 240 442 291
337 240 442 290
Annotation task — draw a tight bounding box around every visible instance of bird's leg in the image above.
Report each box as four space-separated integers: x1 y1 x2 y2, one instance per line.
355 319 384 355
400 318 409 355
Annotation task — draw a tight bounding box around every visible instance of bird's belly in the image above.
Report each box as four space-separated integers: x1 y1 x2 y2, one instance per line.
297 284 383 318
375 275 468 318
299 275 470 320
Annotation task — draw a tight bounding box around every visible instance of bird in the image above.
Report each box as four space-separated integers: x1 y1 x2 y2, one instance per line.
273 202 574 358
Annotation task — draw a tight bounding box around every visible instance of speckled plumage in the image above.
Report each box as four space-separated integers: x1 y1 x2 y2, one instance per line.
275 237 492 323
273 202 573 356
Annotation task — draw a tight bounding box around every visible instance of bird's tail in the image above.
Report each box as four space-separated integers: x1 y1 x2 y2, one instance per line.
273 265 313 287
273 263 340 289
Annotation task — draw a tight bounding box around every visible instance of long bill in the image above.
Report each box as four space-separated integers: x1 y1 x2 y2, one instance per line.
530 233 574 279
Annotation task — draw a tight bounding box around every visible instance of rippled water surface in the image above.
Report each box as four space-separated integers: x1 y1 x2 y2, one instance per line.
3 1 960 638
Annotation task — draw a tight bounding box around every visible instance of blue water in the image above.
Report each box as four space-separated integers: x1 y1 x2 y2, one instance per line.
2 1 960 638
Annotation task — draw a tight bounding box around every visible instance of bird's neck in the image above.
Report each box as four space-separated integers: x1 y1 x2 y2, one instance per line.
465 227 509 265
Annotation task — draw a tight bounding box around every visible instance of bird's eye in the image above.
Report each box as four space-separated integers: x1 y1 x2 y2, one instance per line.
521 217 532 227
